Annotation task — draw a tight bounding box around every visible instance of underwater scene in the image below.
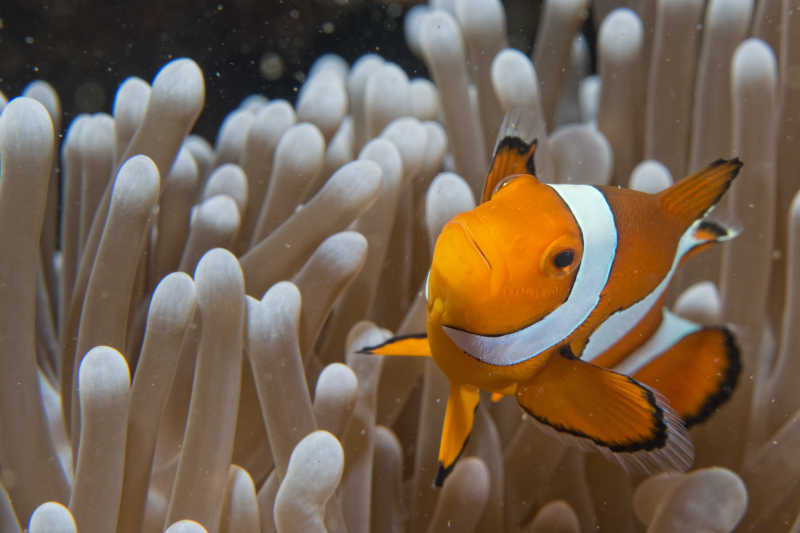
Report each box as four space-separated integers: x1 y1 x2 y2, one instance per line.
0 0 798 531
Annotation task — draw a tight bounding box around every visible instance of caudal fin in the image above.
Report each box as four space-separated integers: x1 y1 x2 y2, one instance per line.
628 323 740 428
658 158 742 229
612 310 740 427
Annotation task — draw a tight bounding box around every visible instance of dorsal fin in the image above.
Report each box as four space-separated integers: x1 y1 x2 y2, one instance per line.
481 109 540 203
658 158 743 228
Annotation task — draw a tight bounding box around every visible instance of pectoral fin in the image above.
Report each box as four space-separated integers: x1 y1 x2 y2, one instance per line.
358 333 431 357
516 351 693 472
435 383 480 486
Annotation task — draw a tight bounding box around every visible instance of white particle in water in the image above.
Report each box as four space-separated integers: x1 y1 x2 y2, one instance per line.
260 52 285 81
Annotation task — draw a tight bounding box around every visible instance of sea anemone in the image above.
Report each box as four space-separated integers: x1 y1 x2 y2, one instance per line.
1 0 798 531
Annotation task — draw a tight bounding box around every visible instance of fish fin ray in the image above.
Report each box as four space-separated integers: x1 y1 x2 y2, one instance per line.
516 354 693 472
436 384 480 486
658 158 742 228
631 323 740 428
358 333 431 357
482 109 540 202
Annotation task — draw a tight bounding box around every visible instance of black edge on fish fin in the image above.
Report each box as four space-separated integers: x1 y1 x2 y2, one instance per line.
658 158 742 229
695 219 740 241
482 107 542 202
482 137 538 203
357 333 431 357
697 220 728 238
435 386 480 487
679 219 741 264
434 434 470 487
631 324 741 429
496 136 537 175
516 354 694 472
492 107 541 156
682 327 741 427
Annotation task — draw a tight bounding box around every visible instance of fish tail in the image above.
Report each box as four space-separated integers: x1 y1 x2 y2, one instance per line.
631 325 741 428
658 158 742 228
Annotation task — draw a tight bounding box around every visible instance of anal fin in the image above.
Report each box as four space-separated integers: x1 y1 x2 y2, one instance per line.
516 352 693 472
358 333 431 357
436 384 480 486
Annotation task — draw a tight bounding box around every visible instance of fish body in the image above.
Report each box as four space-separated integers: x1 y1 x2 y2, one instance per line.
362 110 742 485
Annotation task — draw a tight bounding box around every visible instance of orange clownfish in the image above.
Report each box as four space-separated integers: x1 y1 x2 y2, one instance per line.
361 110 742 486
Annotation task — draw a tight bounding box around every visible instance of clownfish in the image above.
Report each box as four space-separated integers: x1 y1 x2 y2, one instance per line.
361 110 742 486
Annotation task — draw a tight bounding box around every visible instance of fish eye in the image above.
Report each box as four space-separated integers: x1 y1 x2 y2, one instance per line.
553 249 575 269
540 237 581 278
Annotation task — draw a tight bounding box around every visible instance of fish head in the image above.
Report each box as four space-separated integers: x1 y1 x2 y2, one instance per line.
428 175 583 335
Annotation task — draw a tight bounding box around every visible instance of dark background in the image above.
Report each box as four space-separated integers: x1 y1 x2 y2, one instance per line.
0 1 554 140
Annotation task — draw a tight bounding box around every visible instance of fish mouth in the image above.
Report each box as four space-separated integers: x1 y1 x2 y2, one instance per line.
454 220 492 271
